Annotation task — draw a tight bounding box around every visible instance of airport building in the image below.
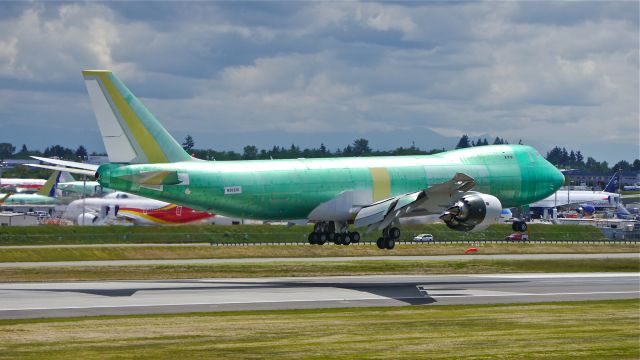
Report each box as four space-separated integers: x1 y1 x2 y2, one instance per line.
565 170 640 189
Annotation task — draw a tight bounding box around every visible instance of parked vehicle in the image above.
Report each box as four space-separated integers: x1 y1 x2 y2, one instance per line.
505 233 529 241
413 233 434 242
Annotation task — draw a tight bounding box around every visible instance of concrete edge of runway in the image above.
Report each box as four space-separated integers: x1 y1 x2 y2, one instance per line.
0 252 637 268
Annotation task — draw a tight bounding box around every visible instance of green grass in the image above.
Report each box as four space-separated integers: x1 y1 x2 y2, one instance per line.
0 224 608 245
1 258 637 282
0 243 637 262
0 299 638 359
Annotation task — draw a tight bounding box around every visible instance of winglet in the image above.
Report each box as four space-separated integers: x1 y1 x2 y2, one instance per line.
82 70 193 164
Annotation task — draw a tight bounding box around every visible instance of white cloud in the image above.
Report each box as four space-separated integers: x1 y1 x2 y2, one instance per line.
0 1 637 163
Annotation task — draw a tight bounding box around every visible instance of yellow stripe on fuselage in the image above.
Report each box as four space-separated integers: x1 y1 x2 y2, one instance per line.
94 72 169 163
369 167 391 201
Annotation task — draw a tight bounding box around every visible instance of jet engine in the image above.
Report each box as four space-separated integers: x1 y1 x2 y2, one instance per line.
77 213 99 225
439 192 502 231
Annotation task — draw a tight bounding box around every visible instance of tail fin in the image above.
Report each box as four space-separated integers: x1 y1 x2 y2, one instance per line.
82 70 193 164
36 171 61 197
603 172 620 193
60 171 75 183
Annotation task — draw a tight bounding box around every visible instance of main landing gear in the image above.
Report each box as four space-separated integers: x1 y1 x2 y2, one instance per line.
308 221 360 246
512 219 528 232
376 226 400 250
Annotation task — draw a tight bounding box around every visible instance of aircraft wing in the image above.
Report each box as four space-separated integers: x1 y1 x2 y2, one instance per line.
354 173 475 231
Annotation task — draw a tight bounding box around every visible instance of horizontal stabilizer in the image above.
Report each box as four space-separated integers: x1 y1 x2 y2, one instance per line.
31 156 99 171
27 164 96 177
116 171 182 186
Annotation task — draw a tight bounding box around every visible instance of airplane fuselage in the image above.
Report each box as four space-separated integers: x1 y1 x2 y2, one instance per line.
97 145 564 221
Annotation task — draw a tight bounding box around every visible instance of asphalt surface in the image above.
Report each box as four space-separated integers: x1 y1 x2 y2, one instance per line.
0 252 637 267
0 273 637 319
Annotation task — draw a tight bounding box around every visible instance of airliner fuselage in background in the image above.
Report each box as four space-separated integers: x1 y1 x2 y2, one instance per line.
36 70 565 249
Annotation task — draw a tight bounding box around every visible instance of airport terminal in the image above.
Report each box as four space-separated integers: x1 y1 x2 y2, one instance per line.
0 2 638 359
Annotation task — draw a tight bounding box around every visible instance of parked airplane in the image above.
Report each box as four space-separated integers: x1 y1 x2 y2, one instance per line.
37 70 564 249
623 183 640 191
529 172 621 210
0 177 46 193
63 192 226 225
0 171 61 207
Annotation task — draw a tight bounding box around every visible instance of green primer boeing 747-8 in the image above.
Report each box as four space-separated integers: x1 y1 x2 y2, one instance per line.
37 70 564 249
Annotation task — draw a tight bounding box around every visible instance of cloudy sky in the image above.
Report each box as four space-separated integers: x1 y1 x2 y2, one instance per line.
0 1 637 163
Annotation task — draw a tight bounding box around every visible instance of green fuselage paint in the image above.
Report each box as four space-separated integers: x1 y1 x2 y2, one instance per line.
97 144 564 221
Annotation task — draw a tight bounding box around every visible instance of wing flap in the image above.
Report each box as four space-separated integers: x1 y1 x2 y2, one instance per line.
353 173 476 230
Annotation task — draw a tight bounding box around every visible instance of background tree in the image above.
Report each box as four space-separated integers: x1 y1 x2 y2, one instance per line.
242 145 258 160
455 135 471 149
0 143 15 159
352 138 372 156
182 135 195 152
75 145 88 160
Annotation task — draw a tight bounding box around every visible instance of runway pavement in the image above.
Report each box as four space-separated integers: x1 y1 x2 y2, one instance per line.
0 252 637 267
0 273 637 319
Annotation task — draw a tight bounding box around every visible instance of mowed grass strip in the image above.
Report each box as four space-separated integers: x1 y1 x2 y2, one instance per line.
1 258 637 282
0 243 638 263
0 223 608 245
0 299 638 359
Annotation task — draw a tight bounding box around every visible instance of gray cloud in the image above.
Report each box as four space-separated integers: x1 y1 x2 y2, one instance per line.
0 1 637 163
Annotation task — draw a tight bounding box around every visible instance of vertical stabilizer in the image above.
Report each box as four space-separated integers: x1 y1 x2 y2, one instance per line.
603 172 620 193
82 70 193 164
36 171 61 197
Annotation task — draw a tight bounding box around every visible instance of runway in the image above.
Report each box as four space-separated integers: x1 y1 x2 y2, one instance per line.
0 252 637 267
0 273 637 319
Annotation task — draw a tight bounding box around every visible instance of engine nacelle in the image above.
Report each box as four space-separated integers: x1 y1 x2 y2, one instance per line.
77 213 99 225
439 192 502 231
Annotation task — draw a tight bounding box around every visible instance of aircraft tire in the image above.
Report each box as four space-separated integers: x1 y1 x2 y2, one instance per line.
384 237 395 250
308 233 318 245
350 232 361 243
519 222 528 232
389 227 401 239
342 234 352 245
334 234 343 245
376 237 385 249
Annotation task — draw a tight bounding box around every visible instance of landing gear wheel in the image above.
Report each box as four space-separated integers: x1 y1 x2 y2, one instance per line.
308 233 318 245
512 220 527 232
519 222 528 232
376 237 385 249
342 233 352 245
317 234 327 245
389 227 401 239
384 237 395 250
350 232 361 243
334 234 343 245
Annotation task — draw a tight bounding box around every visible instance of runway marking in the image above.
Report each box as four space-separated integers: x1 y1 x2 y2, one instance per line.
0 296 424 312
421 290 640 298
472 273 640 279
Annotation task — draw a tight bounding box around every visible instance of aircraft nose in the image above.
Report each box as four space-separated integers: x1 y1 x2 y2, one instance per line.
551 167 565 191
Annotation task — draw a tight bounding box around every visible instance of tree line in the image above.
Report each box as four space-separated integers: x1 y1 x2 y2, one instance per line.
0 143 91 161
1 135 638 177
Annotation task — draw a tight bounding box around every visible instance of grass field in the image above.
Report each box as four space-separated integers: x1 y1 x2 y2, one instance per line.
0 243 638 262
1 258 637 282
0 299 637 359
0 223 608 245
